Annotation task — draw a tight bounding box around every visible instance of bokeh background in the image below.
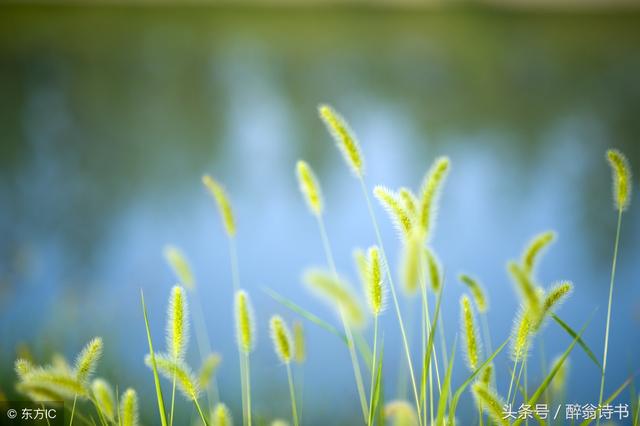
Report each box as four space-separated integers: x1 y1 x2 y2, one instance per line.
1 3 640 424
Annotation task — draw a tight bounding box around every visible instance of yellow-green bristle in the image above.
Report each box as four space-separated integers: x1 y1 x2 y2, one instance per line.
606 148 632 211
202 174 236 237
270 315 293 363
120 388 139 426
145 354 200 401
167 285 189 362
293 321 306 364
211 403 232 426
163 245 195 290
471 382 508 426
460 295 481 371
458 273 489 313
304 269 366 328
508 261 542 316
91 378 116 422
400 232 422 296
418 156 450 240
74 337 103 384
373 186 413 238
510 306 532 361
550 355 570 395
296 160 323 216
318 104 364 177
235 290 256 354
398 187 418 220
522 231 556 277
365 245 385 316
425 247 442 293
198 353 222 388
384 400 419 426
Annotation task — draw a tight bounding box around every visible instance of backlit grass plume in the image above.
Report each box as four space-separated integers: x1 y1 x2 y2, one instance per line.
471 382 508 426
296 160 323 216
235 290 256 354
270 315 293 363
293 321 306 364
550 355 570 395
458 273 489 313
607 148 632 211
398 187 418 220
418 156 450 239
384 400 419 426
365 245 386 316
374 186 413 238
535 281 573 330
198 353 222 388
91 378 116 422
510 306 532 361
425 247 441 293
479 363 494 388
318 104 364 177
522 231 556 278
74 337 103 384
460 295 481 371
202 174 236 237
145 354 200 400
304 269 365 328
167 285 189 362
508 261 542 316
120 388 139 426
211 403 232 426
164 245 195 290
400 232 422 296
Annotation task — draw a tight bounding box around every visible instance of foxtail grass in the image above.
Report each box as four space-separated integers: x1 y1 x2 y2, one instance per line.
373 186 413 239
269 315 299 426
120 388 139 426
296 160 323 216
522 231 556 278
211 403 232 426
91 379 116 422
164 245 195 290
599 148 632 424
471 382 508 426
417 156 450 240
318 104 364 177
460 295 481 372
235 290 255 426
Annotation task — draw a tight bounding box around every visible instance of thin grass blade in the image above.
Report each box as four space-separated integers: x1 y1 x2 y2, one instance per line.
551 314 602 372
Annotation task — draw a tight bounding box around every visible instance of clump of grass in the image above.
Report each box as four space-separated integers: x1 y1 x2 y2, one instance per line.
120 388 139 426
318 104 364 177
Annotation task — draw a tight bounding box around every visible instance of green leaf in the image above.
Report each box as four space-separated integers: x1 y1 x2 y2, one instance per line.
579 375 635 426
421 284 444 420
551 314 602 372
262 287 347 344
436 337 457 426
369 341 384 426
140 290 168 426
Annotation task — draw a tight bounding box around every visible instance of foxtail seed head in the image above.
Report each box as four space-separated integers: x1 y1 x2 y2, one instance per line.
425 248 442 293
198 353 222 388
163 245 195 290
366 246 386 316
15 359 32 379
401 232 422 296
167 286 190 361
202 175 236 237
145 354 200 400
293 321 306 364
458 273 489 313
510 306 532 361
304 269 366 328
74 337 103 384
508 261 542 316
318 104 364 177
120 388 139 426
270 315 293 363
522 231 556 278
471 382 508 426
91 379 116 422
211 403 232 426
550 355 570 395
373 186 413 239
535 281 573 330
479 363 494 388
296 160 323 216
398 187 418 220
607 148 632 212
418 156 450 240
235 290 256 354
384 400 419 426
460 295 481 371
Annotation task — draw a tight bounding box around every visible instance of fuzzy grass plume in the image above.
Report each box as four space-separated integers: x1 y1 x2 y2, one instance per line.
293 321 306 364
425 248 441 293
202 174 236 237
91 378 116 421
510 306 532 361
198 353 222 388
164 245 195 290
145 354 200 400
458 273 489 313
460 295 481 371
270 315 293 363
550 355 570 395
318 104 364 177
606 148 632 211
508 261 542 316
471 382 508 426
536 281 573 330
398 187 418 220
418 156 450 239
167 285 189 362
296 160 323 216
365 245 386 316
211 403 232 426
384 400 419 426
120 388 139 426
522 231 556 277
74 337 103 384
235 290 256 354
400 232 422 296
303 269 365 328
374 186 413 238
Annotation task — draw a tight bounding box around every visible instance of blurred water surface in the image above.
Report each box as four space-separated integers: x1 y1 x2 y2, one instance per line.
1 6 640 424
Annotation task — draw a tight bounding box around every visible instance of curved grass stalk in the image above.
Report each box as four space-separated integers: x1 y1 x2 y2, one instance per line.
286 363 299 426
358 176 423 426
316 214 369 421
367 316 379 426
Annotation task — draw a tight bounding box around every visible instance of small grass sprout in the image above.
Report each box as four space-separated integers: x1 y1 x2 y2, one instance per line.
202 174 236 237
74 337 103 384
522 231 556 278
211 403 232 426
606 148 632 211
296 160 323 216
458 273 489 313
235 290 256 354
293 321 306 364
374 186 413 238
167 285 189 362
163 245 195 290
120 388 139 426
460 295 481 371
318 104 364 177
91 378 116 421
418 156 450 239
303 269 365 328
471 382 508 426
